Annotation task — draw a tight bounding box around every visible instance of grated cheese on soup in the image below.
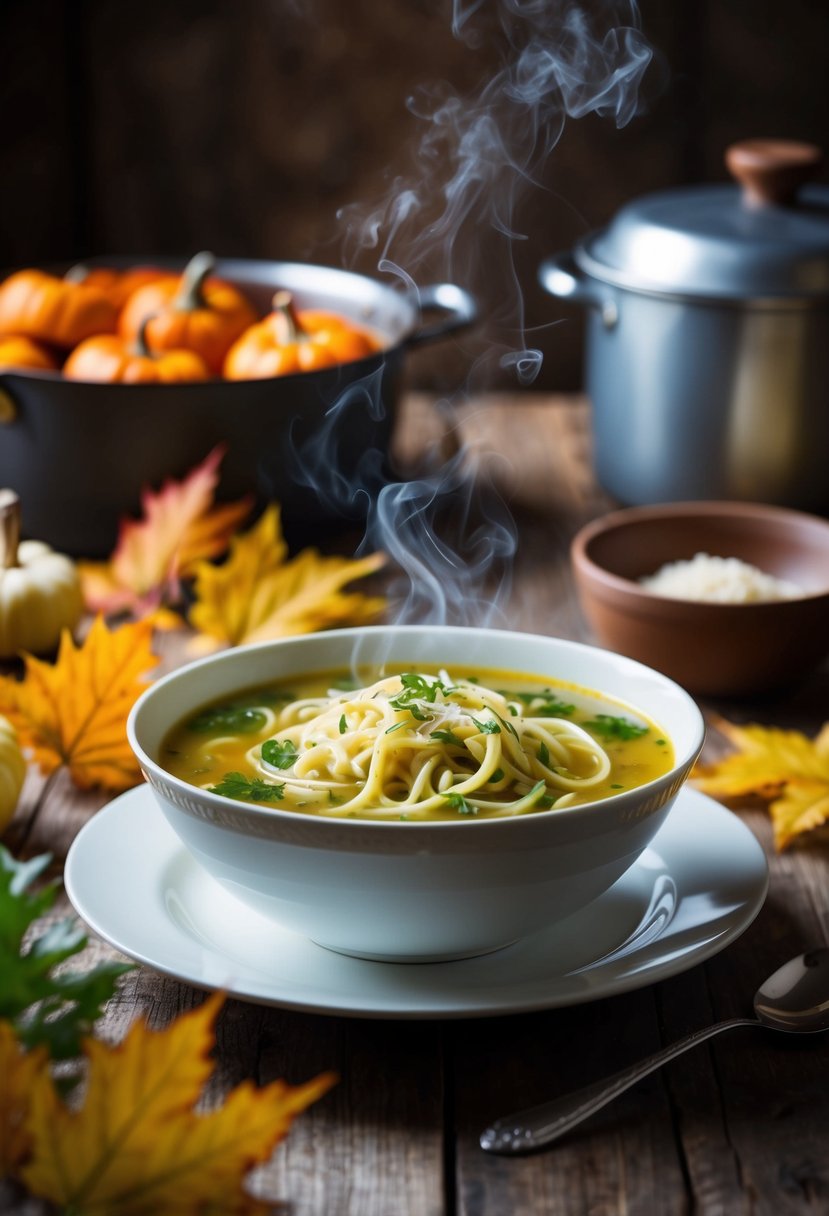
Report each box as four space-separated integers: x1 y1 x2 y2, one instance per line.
639 553 802 604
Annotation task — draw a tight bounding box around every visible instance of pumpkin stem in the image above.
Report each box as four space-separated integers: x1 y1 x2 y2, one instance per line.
64 263 91 284
133 316 156 360
174 251 215 312
0 489 20 569
271 290 305 343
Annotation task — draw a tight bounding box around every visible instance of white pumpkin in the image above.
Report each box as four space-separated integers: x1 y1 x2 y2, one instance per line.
0 489 83 658
0 713 25 831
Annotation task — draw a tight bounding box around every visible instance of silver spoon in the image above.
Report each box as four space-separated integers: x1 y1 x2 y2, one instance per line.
480 947 829 1155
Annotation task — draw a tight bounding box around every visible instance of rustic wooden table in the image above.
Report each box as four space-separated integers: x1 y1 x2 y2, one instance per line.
5 393 829 1216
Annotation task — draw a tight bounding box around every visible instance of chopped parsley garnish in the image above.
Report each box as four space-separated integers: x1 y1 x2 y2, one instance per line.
390 673 455 711
610 783 625 789
443 792 477 815
505 779 549 812
328 791 343 805
495 712 519 740
261 739 298 769
385 720 409 735
501 690 576 717
430 729 465 747
489 768 505 783
186 705 268 734
537 741 551 767
339 714 348 734
655 738 667 747
210 772 285 802
538 794 556 809
470 716 501 735
582 714 649 741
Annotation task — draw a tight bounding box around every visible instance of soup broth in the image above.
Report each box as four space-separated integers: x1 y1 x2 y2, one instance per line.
161 665 674 821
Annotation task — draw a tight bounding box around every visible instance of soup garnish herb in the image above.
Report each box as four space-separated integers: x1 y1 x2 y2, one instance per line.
164 666 673 822
210 772 285 802
187 705 269 734
581 714 649 741
261 739 299 769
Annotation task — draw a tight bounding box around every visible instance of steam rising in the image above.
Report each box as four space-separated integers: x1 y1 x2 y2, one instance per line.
296 1 652 631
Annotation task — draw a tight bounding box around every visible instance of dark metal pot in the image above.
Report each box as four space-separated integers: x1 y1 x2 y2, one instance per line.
540 140 829 513
0 258 476 555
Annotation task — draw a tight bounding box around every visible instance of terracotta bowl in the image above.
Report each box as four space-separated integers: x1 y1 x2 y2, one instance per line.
571 502 829 697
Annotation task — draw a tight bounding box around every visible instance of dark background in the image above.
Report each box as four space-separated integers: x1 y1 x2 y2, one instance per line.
2 0 828 391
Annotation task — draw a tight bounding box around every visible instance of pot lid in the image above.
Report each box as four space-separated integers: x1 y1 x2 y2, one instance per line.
578 140 829 300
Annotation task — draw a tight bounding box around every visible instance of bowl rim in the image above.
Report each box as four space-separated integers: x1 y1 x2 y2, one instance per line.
127 625 705 833
571 500 829 608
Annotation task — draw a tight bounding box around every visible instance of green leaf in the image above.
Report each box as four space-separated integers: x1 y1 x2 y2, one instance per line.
0 849 57 955
389 672 454 713
583 714 649 741
430 729 465 748
442 792 478 815
0 845 132 1062
495 712 519 740
209 772 285 802
500 690 576 717
537 741 551 767
470 716 501 735
261 738 299 769
339 714 348 735
186 704 268 734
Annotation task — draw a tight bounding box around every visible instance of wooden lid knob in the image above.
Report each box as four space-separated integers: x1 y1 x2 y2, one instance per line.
725 139 823 206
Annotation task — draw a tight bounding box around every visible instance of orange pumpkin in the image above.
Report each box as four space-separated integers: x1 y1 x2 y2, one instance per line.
0 269 118 348
223 291 378 380
65 264 173 313
0 335 58 373
63 318 211 383
119 251 257 374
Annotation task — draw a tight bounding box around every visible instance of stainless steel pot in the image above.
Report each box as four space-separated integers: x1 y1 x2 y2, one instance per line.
0 258 476 555
540 140 829 512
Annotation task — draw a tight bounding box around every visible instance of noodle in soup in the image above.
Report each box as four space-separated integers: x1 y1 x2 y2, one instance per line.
161 666 674 821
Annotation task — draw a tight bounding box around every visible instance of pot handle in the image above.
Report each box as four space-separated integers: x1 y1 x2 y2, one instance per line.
404 283 478 348
0 381 17 424
538 252 618 327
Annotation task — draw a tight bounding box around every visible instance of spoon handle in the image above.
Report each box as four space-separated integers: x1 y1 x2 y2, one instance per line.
480 1016 759 1155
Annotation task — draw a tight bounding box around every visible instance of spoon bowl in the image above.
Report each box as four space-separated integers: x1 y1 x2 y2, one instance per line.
481 947 829 1155
753 948 829 1032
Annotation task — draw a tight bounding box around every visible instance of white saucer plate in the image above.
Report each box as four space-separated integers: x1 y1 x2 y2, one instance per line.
65 784 768 1019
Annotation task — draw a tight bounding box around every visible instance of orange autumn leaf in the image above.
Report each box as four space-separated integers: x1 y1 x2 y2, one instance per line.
0 1021 49 1177
693 719 829 850
79 446 251 618
0 616 156 791
188 504 386 650
21 993 335 1216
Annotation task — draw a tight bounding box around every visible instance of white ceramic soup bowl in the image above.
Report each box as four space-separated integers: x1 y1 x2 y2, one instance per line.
127 626 704 962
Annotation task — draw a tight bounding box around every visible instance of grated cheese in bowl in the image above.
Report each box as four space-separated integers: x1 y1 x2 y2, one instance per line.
639 552 803 604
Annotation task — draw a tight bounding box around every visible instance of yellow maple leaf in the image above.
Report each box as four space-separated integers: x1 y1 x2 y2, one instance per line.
0 1021 49 1177
21 993 335 1216
693 719 829 849
0 616 157 791
79 446 251 618
188 504 386 649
